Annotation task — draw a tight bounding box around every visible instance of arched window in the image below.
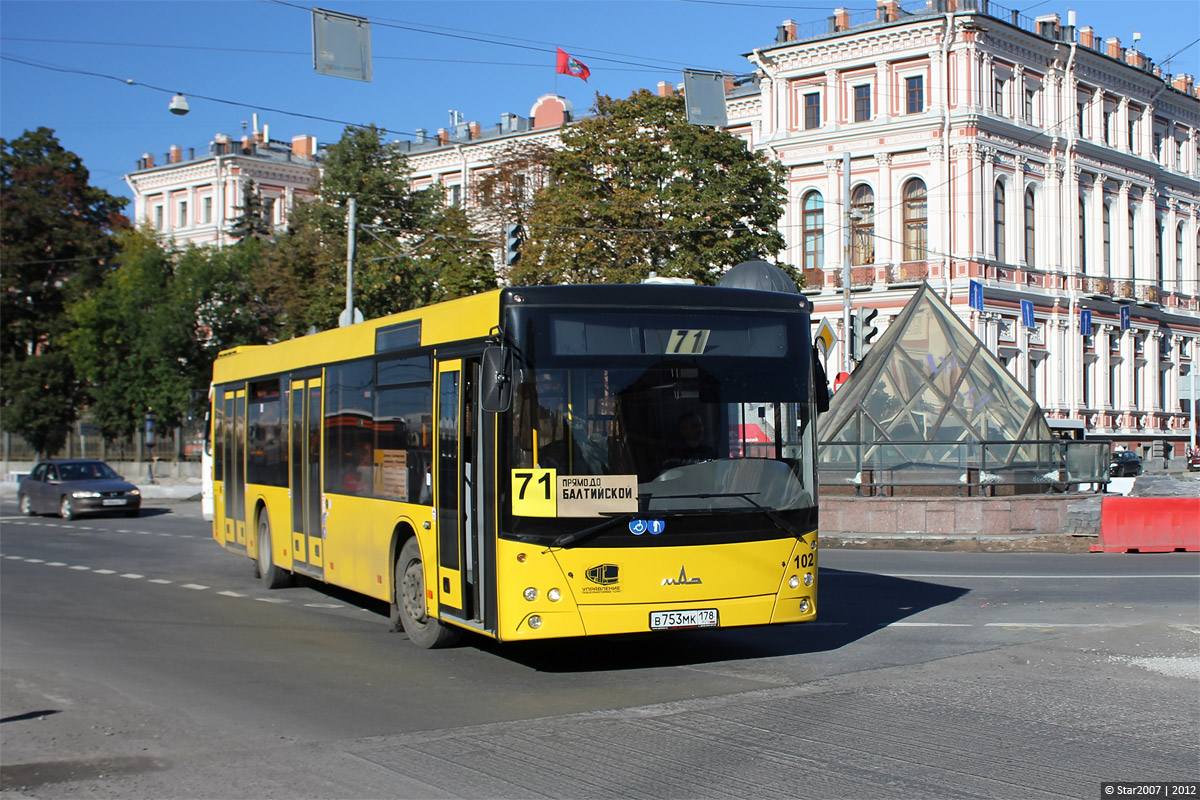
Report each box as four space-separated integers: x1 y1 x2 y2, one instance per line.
851 185 875 266
802 191 824 270
1023 188 1036 267
902 179 927 262
994 182 1006 263
1079 196 1088 273
1103 202 1112 274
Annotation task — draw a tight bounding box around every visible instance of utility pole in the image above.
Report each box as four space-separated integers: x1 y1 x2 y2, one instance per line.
842 151 852 376
342 198 357 328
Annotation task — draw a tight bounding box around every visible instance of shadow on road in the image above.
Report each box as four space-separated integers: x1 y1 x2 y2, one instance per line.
478 568 969 672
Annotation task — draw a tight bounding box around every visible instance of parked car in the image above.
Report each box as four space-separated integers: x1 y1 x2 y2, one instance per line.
18 459 141 519
1187 450 1200 472
1108 451 1143 478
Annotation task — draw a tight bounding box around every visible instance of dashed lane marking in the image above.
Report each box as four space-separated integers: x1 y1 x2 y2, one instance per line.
148 578 173 585
93 569 116 575
218 591 247 598
120 573 144 579
181 583 209 591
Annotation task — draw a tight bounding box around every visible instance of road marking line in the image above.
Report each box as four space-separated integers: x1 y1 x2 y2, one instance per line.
5 555 23 560
148 579 172 584
255 597 288 604
120 573 144 579
181 583 209 590
888 622 972 627
93 569 116 575
158 533 172 537
304 603 344 609
984 622 1115 628
25 558 45 563
69 565 90 570
46 562 66 567
218 591 247 598
134 531 152 535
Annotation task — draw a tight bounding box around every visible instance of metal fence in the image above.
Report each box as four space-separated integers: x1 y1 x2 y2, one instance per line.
2 419 206 464
818 439 1112 495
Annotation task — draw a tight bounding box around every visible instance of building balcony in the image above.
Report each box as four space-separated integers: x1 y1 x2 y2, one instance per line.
1084 276 1113 297
1114 279 1136 300
1136 284 1162 305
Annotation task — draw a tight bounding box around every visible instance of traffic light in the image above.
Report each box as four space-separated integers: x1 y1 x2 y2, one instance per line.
850 307 880 361
503 222 524 267
860 307 880 351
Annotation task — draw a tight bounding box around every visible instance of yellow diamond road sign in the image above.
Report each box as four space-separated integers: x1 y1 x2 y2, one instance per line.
814 318 837 356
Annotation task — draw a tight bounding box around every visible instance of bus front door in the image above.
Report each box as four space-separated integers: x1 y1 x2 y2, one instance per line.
222 387 247 551
289 375 324 579
435 358 490 631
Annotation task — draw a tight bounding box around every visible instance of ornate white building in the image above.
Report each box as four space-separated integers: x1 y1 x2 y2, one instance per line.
124 120 321 247
729 0 1200 447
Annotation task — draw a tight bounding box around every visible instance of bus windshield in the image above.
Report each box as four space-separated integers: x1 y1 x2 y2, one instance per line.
506 306 816 520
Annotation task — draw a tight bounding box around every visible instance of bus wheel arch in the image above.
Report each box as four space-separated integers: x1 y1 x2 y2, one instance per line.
255 503 292 589
392 534 463 648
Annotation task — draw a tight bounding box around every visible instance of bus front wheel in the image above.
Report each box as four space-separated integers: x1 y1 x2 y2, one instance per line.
394 538 462 649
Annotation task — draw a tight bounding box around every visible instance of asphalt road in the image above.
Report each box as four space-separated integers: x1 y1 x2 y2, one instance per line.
1 499 1197 799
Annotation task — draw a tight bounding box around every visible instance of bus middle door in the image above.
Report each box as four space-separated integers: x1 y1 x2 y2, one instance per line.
289 374 324 579
222 387 247 551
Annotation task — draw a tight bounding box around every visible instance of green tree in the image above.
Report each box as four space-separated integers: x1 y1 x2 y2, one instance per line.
0 127 128 456
228 178 273 241
261 124 494 333
514 90 790 286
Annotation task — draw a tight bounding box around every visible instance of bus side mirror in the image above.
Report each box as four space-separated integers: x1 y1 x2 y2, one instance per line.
480 345 512 413
812 346 830 414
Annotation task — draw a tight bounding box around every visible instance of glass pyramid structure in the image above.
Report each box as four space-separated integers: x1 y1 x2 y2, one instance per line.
818 283 1053 489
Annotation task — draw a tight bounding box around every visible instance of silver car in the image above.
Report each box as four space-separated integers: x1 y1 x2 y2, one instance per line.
18 459 142 519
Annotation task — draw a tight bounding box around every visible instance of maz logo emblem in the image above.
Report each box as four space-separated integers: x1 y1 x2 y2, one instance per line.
662 566 702 586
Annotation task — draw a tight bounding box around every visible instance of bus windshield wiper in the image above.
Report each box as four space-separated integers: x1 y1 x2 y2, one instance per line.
648 491 805 540
551 512 637 549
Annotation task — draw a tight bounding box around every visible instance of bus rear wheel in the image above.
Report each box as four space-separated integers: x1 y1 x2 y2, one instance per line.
395 538 462 649
256 511 292 589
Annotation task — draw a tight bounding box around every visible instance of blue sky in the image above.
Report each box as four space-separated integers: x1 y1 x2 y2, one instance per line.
2 0 1197 211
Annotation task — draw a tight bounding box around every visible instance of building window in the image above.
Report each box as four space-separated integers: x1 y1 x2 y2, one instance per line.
1103 202 1112 274
1128 203 1137 273
905 76 924 114
854 85 871 122
1109 361 1119 408
994 78 1006 114
178 201 188 228
449 184 461 206
1077 103 1087 137
1128 116 1138 153
1024 188 1036 267
1175 138 1184 171
1156 218 1164 289
804 93 821 129
1154 133 1163 162
1176 224 1185 292
802 191 824 270
902 178 927 261
202 196 212 224
263 197 276 226
1024 88 1035 124
1082 361 1092 408
994 182 1006 263
850 184 875 266
153 206 163 230
1079 196 1088 273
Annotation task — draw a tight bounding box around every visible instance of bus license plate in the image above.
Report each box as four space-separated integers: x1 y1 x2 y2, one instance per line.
102 499 126 506
649 609 719 630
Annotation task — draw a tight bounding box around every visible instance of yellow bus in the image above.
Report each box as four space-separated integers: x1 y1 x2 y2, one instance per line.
211 282 824 647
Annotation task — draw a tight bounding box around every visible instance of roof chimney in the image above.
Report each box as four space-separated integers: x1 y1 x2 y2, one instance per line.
468 121 481 140
169 145 182 164
415 128 427 144
291 134 316 158
142 152 155 168
657 81 675 97
1106 37 1123 59
437 128 449 145
833 8 850 32
1079 26 1095 49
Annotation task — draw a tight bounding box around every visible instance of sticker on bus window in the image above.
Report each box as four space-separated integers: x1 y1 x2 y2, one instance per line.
511 468 557 517
667 329 711 355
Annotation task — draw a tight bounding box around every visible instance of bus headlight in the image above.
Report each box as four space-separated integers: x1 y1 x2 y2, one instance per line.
523 587 538 602
547 588 561 602
799 598 811 613
528 615 542 629
804 572 814 586
788 575 800 589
